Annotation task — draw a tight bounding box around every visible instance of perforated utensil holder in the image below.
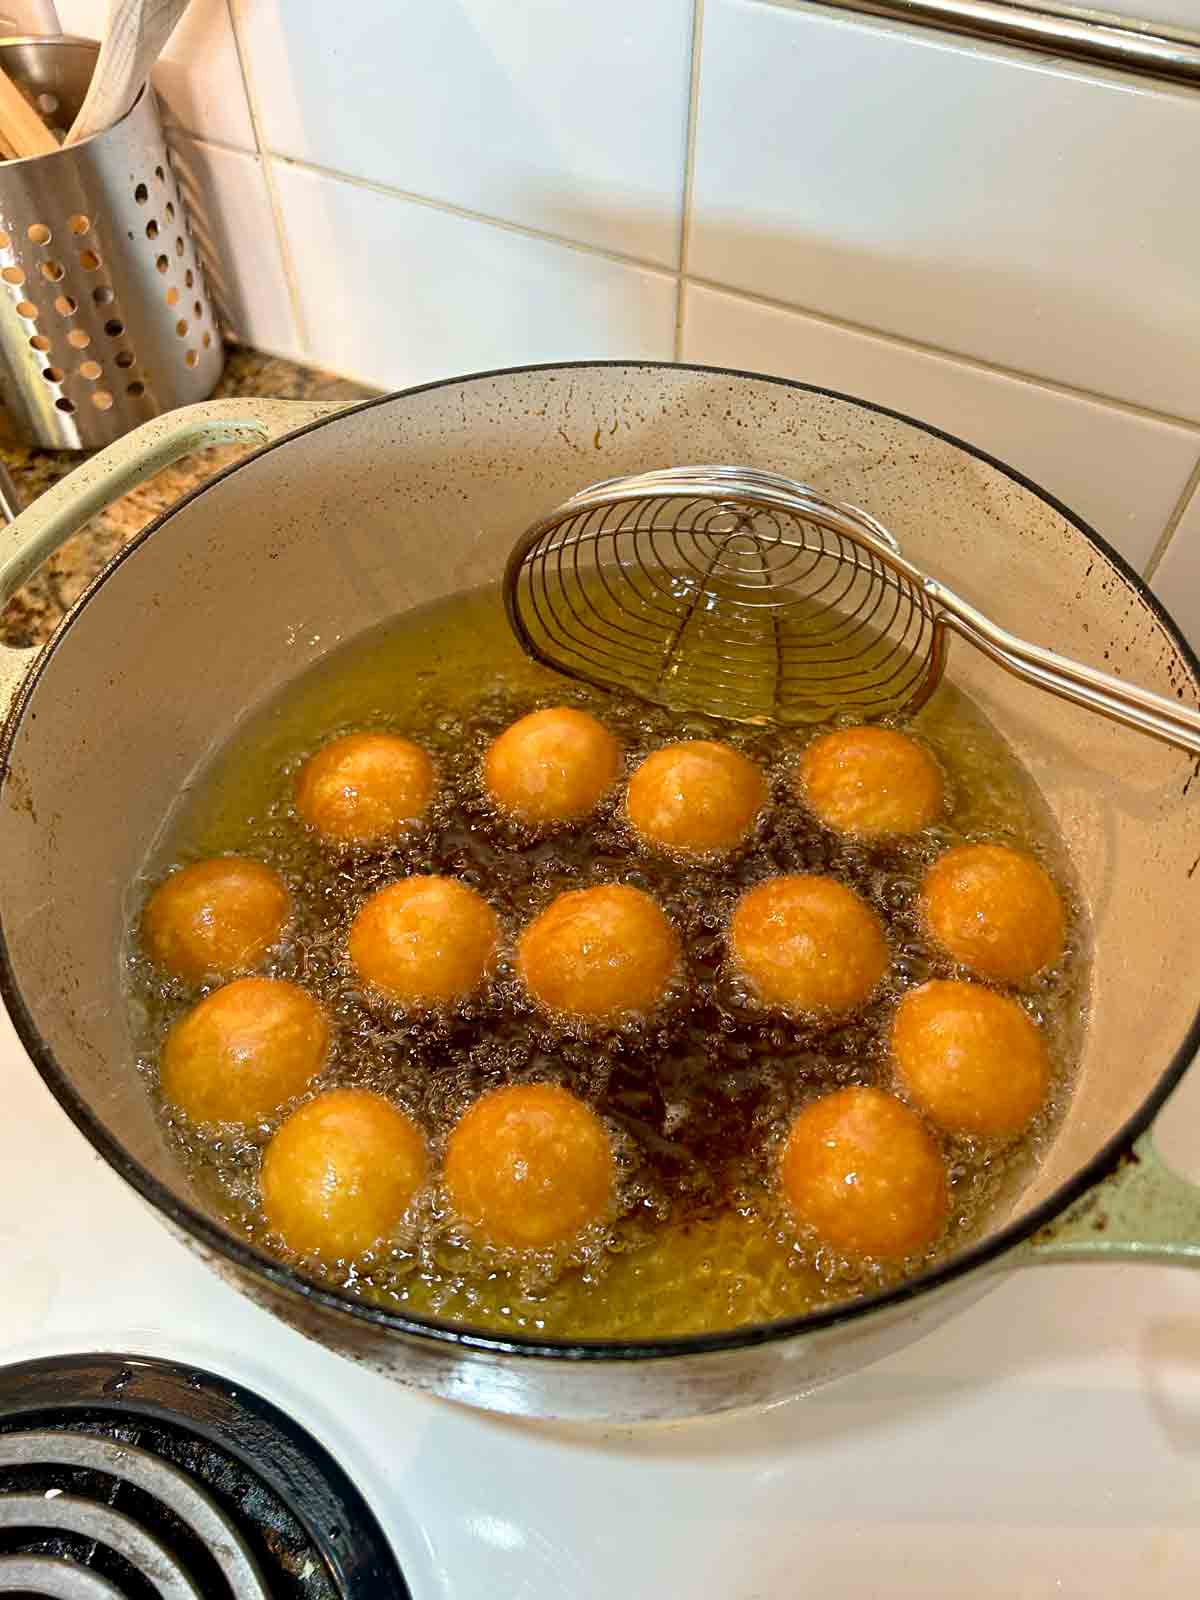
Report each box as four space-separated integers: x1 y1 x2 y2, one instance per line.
0 35 224 448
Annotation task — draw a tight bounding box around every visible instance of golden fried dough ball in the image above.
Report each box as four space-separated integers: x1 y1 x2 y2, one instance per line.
780 1086 948 1259
444 1082 614 1249
892 979 1049 1138
517 884 680 1024
260 1087 427 1262
484 706 621 824
161 977 328 1126
626 740 767 857
921 842 1065 985
797 725 944 838
142 857 289 982
730 874 888 1016
348 876 499 1009
295 732 434 846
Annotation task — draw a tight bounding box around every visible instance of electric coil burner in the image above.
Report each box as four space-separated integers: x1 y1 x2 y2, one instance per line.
0 1353 409 1599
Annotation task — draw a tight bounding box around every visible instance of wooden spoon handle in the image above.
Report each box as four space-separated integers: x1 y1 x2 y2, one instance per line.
0 65 58 158
66 0 190 146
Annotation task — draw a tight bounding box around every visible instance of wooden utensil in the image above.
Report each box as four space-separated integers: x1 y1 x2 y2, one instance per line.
66 0 189 146
0 63 58 157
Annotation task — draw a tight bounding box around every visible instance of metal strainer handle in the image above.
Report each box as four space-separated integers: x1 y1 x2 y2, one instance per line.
928 581 1200 755
505 465 1200 756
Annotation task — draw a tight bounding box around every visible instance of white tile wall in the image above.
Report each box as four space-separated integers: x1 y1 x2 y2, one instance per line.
689 0 1200 422
681 283 1200 572
53 0 255 150
175 140 300 358
1153 489 1200 647
270 161 677 390
26 0 1200 611
238 0 693 267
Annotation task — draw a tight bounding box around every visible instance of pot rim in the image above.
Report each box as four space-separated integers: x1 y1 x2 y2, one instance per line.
3 358 1199 1362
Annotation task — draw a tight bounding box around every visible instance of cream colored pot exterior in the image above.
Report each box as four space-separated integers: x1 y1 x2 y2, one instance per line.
1 367 1198 1423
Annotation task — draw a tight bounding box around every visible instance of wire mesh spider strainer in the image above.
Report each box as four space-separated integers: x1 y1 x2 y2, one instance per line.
504 465 1200 754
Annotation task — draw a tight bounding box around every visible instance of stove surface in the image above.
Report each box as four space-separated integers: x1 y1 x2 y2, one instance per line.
3 1000 1198 1598
0 1352 408 1597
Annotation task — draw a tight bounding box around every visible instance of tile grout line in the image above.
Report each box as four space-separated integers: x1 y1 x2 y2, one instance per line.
233 137 1200 432
674 0 707 360
178 129 258 160
180 135 1200 435
1142 448 1200 582
224 0 312 360
684 275 1200 433
264 151 679 282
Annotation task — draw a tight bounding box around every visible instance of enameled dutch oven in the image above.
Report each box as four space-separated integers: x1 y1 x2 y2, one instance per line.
2 364 1198 1423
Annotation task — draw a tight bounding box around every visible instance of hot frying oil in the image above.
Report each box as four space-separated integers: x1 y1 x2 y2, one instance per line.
126 583 1089 1339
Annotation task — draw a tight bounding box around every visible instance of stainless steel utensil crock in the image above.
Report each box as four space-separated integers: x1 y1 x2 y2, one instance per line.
0 364 1198 1423
0 35 223 447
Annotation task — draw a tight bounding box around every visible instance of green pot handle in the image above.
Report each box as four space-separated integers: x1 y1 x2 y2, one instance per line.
0 397 347 719
1022 1125 1200 1266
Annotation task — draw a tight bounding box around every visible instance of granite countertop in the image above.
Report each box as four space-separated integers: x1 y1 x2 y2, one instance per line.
0 348 378 650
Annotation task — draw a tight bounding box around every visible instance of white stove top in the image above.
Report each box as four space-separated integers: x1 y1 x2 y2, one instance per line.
4 996 1198 1599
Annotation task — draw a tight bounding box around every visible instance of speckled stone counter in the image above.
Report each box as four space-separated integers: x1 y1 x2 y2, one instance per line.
0 348 377 649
